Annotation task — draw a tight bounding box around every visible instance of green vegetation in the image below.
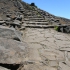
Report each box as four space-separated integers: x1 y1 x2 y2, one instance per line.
30 2 37 8
37 14 41 17
36 11 41 17
29 6 33 9
54 26 59 31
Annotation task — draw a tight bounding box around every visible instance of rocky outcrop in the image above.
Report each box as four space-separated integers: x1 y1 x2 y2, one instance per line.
0 25 28 70
0 26 22 41
0 37 28 64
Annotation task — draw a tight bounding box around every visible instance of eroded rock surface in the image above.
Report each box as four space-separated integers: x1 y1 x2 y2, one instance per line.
22 28 70 70
0 26 22 41
0 37 28 64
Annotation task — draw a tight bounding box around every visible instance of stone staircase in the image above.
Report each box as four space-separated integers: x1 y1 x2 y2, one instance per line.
23 10 55 28
20 6 63 29
23 16 60 29
0 0 69 32
20 8 70 33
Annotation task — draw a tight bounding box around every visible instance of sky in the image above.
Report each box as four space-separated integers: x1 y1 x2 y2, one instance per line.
22 0 70 19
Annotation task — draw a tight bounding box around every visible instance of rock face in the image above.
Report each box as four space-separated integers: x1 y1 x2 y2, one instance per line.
0 37 28 64
0 0 70 70
0 26 22 41
0 26 28 70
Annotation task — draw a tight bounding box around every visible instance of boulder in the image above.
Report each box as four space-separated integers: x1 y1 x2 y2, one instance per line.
5 17 11 21
16 15 23 21
6 14 11 17
0 21 6 25
0 26 22 41
12 20 21 26
0 37 28 64
64 26 70 33
60 27 64 32
10 20 21 28
54 19 60 23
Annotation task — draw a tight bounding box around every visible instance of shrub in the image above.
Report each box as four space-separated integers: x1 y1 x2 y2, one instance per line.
30 2 37 7
37 14 41 17
30 3 35 6
54 26 59 31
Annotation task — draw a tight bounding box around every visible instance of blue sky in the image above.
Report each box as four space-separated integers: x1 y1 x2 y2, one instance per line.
22 0 70 19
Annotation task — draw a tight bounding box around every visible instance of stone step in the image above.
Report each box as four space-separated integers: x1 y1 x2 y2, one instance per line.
24 18 44 20
23 24 70 28
24 16 43 18
23 21 49 25
24 19 48 22
60 47 70 52
32 20 47 22
24 24 55 28
24 11 38 13
24 13 37 15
